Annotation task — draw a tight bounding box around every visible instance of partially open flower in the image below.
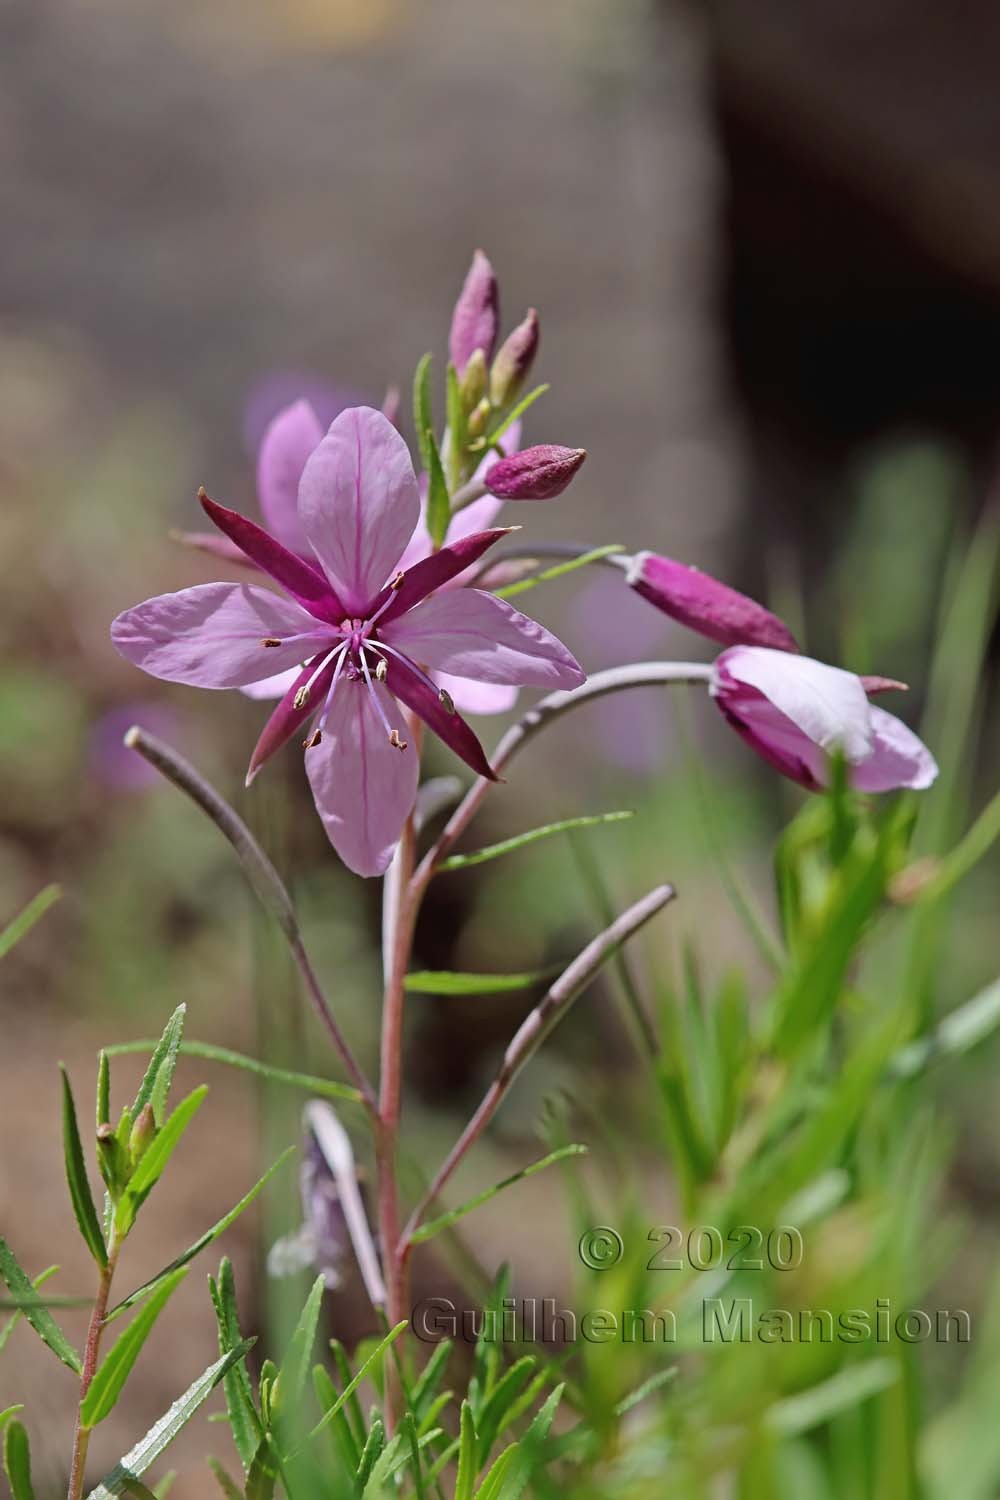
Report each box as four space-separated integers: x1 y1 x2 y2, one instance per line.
490 307 540 408
112 407 583 876
711 646 937 793
626 552 799 653
449 250 500 376
485 444 586 501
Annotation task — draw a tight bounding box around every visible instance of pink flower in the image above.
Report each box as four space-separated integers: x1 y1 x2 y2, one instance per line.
112 407 583 876
711 647 937 793
626 552 800 653
449 250 500 375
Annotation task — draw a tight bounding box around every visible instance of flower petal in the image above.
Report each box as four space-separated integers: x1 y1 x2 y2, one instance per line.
246 657 338 782
257 399 323 555
627 553 800 653
111 583 331 689
241 667 301 701
382 588 584 689
297 406 420 614
385 655 498 780
851 708 938 792
200 492 343 623
437 671 518 716
305 678 419 877
173 530 253 568
712 647 872 764
373 528 512 624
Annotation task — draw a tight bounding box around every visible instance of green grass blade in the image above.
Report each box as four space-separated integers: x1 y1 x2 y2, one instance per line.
131 1005 186 1127
106 1040 362 1105
767 1360 898 1436
455 1402 477 1500
0 1238 80 1374
82 1270 188 1428
0 884 60 960
3 1419 35 1500
412 1146 586 1245
404 968 560 996
110 1148 295 1318
61 1065 107 1268
439 812 634 872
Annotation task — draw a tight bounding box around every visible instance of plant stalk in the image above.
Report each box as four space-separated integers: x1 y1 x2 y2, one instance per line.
67 1236 120 1500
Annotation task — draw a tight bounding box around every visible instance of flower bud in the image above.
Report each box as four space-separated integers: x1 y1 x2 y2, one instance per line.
626 553 800 653
449 249 499 375
490 308 539 407
128 1102 156 1167
484 444 586 501
97 1114 130 1198
460 348 488 411
466 397 491 439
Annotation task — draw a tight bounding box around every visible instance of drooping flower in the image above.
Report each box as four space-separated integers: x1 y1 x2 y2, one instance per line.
625 552 800 653
112 407 583 875
711 646 937 793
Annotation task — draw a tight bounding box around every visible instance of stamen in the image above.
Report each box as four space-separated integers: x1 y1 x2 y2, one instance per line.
375 655 388 682
389 729 408 752
438 687 455 714
303 729 323 748
312 647 350 738
376 641 442 701
359 648 403 746
294 641 348 711
363 573 407 635
260 637 283 648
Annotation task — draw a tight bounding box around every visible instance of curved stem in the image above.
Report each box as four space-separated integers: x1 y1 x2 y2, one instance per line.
67 1237 120 1500
469 540 631 581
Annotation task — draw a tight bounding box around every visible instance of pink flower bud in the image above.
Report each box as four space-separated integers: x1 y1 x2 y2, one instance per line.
449 250 500 375
484 444 586 500
626 553 799 653
490 308 540 407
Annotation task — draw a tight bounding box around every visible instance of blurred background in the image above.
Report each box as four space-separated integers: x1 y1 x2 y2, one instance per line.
2 0 999 1492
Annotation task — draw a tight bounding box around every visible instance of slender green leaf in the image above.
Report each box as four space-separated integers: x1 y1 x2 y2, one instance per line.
475 1445 518 1500
131 1005 186 1127
356 1418 385 1488
301 1323 407 1452
483 385 549 451
890 976 1000 1079
0 1408 24 1434
97 1051 111 1130
312 1364 358 1476
362 1433 403 1498
3 1419 34 1500
476 1357 536 1466
207 1458 243 1499
440 811 634 872
613 1365 677 1417
61 1065 107 1268
115 1087 208 1233
425 430 451 548
412 1146 587 1245
0 1238 80 1374
82 1270 188 1428
767 1359 898 1435
152 1473 175 1499
119 1480 157 1499
274 1276 325 1417
0 884 60 960
106 1040 362 1105
207 1259 260 1472
404 967 560 996
446 361 466 477
495 545 627 601
455 1402 477 1500
412 1338 453 1417
329 1339 366 1453
0 1266 58 1354
402 1412 426 1500
412 352 434 472
493 1386 563 1500
913 786 1000 905
86 1339 255 1498
110 1149 294 1317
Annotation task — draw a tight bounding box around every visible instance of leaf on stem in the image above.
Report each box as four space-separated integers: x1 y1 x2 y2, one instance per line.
439 811 634 872
0 884 60 961
412 1146 586 1245
114 1087 208 1235
301 1322 408 1453
207 1259 261 1473
495 546 626 601
82 1269 189 1428
425 429 451 549
131 1005 186 1127
481 385 549 451
890 975 1000 1079
412 352 434 473
60 1065 107 1269
0 1238 81 1374
0 1266 59 1355
106 1039 362 1105
3 1419 35 1500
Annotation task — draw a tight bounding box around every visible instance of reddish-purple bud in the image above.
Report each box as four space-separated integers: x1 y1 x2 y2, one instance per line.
484 444 586 501
490 308 540 407
626 553 800 653
449 250 500 375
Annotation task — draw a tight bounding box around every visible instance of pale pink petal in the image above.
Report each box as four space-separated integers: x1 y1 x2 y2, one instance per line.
241 667 301 701
382 589 584 689
396 423 520 574
305 679 419 877
111 584 330 689
257 399 323 554
712 647 872 764
298 407 420 614
851 708 938 792
438 672 518 716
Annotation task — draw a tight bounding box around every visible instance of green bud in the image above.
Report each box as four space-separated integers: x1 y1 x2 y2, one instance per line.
128 1102 157 1167
459 347 488 411
97 1120 129 1199
466 397 491 440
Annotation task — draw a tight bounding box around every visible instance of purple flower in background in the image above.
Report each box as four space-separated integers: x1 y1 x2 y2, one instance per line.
112 407 583 876
711 647 938 793
626 552 800 653
449 249 500 375
242 371 367 455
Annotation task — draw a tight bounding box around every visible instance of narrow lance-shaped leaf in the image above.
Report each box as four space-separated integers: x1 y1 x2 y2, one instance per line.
355 1418 385 1489
440 811 634 872
890 975 1000 1079
481 384 549 452
0 1408 24 1434
312 1364 359 1475
3 1419 35 1500
0 1266 59 1355
455 1402 478 1500
273 1276 325 1417
109 1148 295 1318
299 1323 408 1454
97 1051 111 1129
206 1459 243 1499
425 429 451 549
404 968 561 996
475 1357 536 1468
207 1259 261 1473
107 1039 362 1105
115 1086 208 1234
131 1004 186 1126
82 1269 189 1429
61 1065 107 1268
85 1339 256 1499
412 1146 587 1245
361 1433 403 1498
446 360 466 485
0 884 60 961
403 1412 426 1500
412 352 434 473
0 1238 81 1374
